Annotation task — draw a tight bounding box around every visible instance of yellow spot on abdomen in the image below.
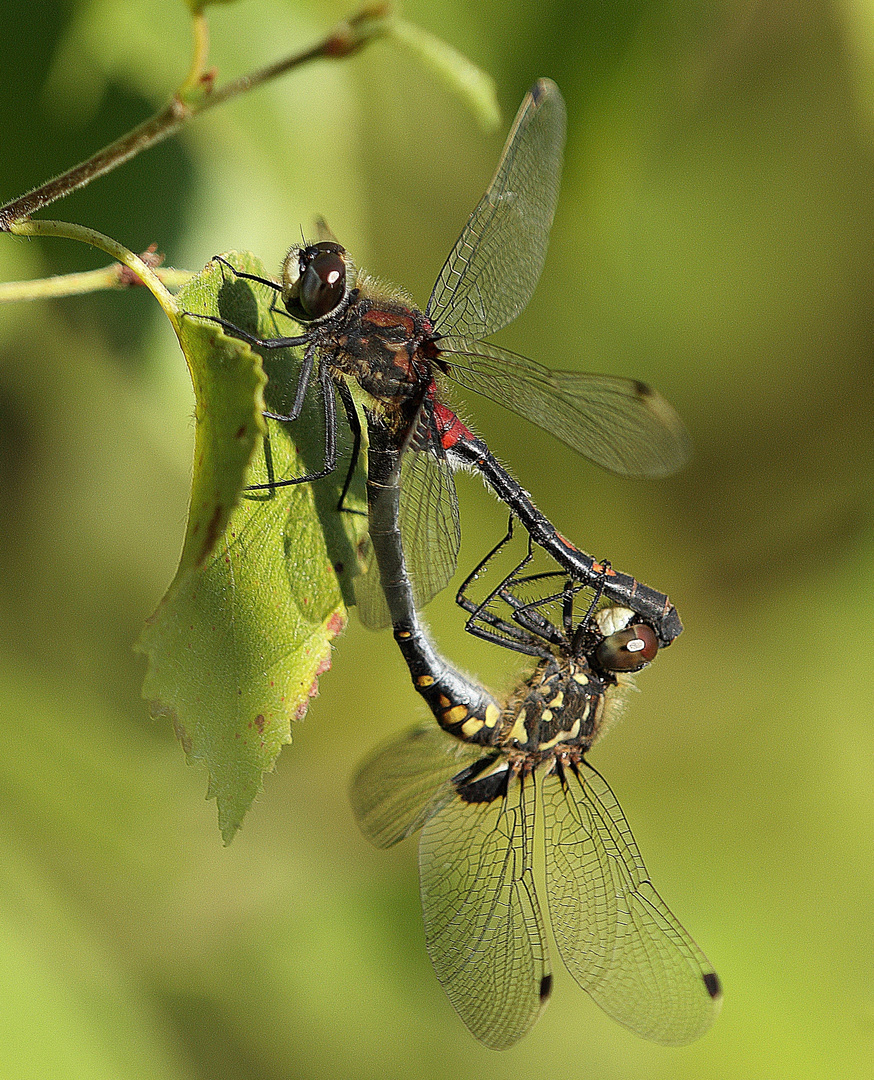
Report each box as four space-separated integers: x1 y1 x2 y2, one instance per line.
444 705 468 726
461 717 485 738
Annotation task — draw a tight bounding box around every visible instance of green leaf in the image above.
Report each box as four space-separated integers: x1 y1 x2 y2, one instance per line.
138 253 366 841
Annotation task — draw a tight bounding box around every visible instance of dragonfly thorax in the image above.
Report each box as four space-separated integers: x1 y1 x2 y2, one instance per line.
314 287 438 407
501 653 610 754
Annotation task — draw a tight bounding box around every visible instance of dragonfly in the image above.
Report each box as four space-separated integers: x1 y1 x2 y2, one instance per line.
187 78 688 642
350 562 721 1049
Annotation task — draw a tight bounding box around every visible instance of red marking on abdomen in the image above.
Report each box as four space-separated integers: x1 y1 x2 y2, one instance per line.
433 402 474 449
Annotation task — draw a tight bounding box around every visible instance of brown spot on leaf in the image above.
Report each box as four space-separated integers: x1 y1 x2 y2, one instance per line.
199 504 225 566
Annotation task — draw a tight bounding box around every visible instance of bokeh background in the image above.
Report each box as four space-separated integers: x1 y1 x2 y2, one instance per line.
1 0 873 1077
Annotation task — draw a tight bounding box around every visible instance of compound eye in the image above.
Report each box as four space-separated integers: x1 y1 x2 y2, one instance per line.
595 623 658 673
281 243 348 321
298 250 347 318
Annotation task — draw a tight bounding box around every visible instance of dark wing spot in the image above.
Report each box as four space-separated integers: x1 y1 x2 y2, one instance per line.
703 971 722 999
530 80 547 105
539 975 553 1002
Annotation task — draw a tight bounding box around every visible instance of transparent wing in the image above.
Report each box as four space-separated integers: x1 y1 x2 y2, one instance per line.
355 448 461 629
439 337 691 477
349 724 486 849
544 759 722 1045
396 447 461 608
420 769 551 1050
427 78 566 339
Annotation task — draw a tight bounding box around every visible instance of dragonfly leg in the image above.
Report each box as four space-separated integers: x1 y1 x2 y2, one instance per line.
334 381 366 515
246 355 338 491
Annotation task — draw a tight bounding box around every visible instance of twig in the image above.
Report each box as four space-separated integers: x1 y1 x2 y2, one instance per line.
8 220 178 319
0 3 391 230
0 261 193 303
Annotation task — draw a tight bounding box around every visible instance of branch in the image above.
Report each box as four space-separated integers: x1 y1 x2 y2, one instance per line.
7 220 178 320
0 3 392 230
0 255 193 303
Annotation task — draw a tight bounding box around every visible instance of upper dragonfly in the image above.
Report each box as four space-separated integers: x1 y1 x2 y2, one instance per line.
189 79 688 634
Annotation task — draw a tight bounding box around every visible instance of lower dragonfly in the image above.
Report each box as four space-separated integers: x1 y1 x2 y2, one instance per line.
350 422 721 1049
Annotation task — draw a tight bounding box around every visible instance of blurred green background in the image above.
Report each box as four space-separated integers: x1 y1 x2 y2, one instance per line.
2 0 873 1077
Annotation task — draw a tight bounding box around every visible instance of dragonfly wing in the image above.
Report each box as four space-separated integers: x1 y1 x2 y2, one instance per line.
354 531 392 630
420 766 551 1050
396 446 461 608
349 725 486 849
427 79 566 339
355 448 461 629
544 758 722 1044
439 337 691 477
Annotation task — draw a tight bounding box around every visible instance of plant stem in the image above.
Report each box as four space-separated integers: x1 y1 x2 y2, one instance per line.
0 265 193 303
9 220 178 320
0 3 392 230
178 11 211 103
201 2 390 110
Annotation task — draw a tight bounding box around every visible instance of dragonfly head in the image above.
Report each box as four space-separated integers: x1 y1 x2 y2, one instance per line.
591 606 659 674
280 241 354 323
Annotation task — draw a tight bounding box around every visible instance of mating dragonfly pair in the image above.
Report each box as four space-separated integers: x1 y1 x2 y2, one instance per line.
190 78 721 1047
